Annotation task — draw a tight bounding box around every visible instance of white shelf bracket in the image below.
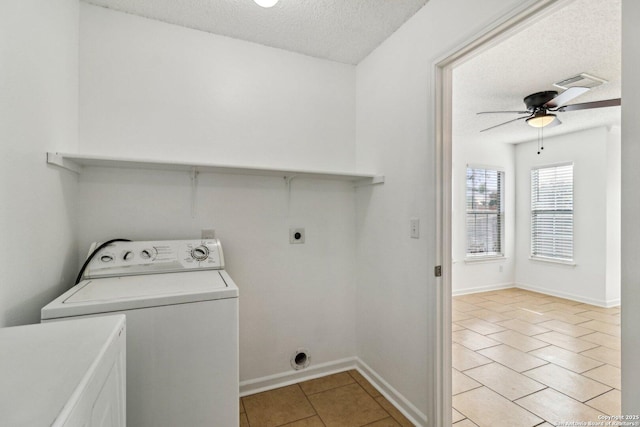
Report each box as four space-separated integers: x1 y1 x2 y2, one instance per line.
284 175 297 195
190 167 199 219
354 175 385 188
47 152 82 174
372 175 385 185
284 175 297 210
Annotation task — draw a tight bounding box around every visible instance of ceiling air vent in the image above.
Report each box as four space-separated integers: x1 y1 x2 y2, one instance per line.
553 73 608 90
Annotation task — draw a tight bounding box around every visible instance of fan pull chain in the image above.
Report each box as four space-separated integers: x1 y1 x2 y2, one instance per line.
536 126 546 155
537 127 541 155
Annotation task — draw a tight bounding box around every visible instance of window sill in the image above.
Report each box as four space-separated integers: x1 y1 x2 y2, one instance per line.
529 256 576 267
464 256 507 264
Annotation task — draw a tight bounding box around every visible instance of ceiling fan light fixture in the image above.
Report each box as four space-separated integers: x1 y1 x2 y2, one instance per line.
253 0 279 7
526 112 556 128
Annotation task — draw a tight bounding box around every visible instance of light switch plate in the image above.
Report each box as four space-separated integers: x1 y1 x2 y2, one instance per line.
410 218 419 239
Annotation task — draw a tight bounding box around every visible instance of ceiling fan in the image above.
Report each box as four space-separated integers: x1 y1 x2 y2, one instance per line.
477 87 621 132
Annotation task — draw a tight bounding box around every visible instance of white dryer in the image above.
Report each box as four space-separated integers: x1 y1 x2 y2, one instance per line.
42 239 239 427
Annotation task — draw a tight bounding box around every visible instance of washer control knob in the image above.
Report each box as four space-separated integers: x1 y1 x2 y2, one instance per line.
140 249 153 259
100 255 113 263
123 251 134 261
191 245 209 261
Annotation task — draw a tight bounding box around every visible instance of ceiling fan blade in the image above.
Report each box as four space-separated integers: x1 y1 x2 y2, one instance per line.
561 98 621 111
480 115 530 132
545 86 590 108
477 110 530 115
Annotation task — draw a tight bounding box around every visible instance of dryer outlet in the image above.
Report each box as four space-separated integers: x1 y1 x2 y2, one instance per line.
291 348 311 370
289 228 305 244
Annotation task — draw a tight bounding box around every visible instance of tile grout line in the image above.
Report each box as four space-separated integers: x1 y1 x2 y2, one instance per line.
512 399 554 427
239 397 252 427
577 345 622 368
452 384 483 396
453 288 621 423
456 385 547 427
305 380 392 427
519 346 616 394
461 367 549 407
297 383 326 427
580 367 621 393
346 370 381 399
521 350 605 375
345 369 401 418
515 362 614 413
583 388 617 404
277 415 327 427
300 376 357 397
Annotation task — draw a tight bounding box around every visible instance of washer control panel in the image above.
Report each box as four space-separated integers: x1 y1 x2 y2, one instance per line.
83 239 225 279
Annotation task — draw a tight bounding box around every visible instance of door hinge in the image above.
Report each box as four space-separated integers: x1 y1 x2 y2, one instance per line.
434 265 442 277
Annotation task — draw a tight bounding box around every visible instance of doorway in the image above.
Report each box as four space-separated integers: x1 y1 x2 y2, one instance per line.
435 0 622 424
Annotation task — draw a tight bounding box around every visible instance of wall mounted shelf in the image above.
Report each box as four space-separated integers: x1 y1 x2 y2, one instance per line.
47 152 385 185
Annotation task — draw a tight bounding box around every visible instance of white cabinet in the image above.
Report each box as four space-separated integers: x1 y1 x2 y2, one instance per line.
0 316 126 427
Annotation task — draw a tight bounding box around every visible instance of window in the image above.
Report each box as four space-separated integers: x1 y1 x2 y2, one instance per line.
466 166 504 258
531 163 574 261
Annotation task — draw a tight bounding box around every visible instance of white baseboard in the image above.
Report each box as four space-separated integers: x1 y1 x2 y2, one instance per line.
453 281 620 308
239 357 427 426
605 298 621 307
239 357 357 396
515 282 620 308
356 359 428 427
452 282 516 296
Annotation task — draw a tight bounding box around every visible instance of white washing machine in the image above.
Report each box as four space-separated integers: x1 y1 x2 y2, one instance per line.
42 239 239 427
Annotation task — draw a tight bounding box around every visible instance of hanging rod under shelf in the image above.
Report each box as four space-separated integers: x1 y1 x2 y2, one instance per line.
47 152 385 185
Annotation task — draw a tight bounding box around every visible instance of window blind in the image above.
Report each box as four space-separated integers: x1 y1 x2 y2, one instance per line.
531 163 574 260
466 167 504 257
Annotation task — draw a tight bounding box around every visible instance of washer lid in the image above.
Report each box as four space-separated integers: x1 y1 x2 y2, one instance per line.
41 270 238 320
67 270 227 303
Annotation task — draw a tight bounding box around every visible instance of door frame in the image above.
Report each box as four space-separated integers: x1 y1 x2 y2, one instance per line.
433 1 572 424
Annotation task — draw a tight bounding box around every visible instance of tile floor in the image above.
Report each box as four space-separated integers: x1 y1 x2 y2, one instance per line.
240 370 414 427
453 288 621 427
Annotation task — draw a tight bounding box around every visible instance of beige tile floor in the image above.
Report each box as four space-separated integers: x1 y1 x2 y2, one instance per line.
240 370 414 427
453 288 621 427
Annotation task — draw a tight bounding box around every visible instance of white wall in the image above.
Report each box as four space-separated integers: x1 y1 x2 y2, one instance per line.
355 0 525 423
78 5 358 384
79 3 355 172
451 139 516 295
514 127 620 306
77 168 357 383
0 0 79 327
621 0 640 413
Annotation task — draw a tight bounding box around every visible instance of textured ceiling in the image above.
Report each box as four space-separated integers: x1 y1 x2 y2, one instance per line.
453 0 621 145
82 0 429 64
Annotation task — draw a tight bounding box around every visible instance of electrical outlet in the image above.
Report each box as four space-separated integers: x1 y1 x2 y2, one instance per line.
410 218 420 239
201 229 216 239
289 228 305 244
